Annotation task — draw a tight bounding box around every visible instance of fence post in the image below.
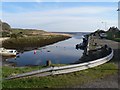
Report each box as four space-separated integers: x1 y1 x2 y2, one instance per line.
46 60 52 66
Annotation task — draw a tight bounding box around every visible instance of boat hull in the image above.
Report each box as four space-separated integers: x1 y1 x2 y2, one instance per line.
0 52 16 57
0 48 17 57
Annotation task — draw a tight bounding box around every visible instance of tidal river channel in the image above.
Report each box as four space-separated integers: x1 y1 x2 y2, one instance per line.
6 33 87 67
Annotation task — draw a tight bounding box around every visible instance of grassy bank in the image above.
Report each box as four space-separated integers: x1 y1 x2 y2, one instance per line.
2 66 44 78
106 28 120 42
106 37 120 42
2 62 118 88
2 64 67 78
11 28 46 36
2 35 70 50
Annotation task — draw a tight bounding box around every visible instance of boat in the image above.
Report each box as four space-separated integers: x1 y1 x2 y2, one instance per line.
0 48 18 56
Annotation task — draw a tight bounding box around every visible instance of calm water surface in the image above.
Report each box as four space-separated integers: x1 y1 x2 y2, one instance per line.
7 34 85 66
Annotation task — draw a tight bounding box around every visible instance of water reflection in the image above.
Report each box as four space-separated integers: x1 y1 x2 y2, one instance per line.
6 34 85 67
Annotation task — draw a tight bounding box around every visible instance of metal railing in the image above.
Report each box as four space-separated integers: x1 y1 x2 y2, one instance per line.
5 48 113 80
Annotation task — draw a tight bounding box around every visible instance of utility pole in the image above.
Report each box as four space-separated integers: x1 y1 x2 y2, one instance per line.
117 1 120 30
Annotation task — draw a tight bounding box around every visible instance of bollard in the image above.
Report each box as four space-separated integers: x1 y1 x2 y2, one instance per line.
46 60 52 66
34 50 36 54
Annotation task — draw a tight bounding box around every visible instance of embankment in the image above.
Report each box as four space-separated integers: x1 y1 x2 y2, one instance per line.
0 37 9 43
2 35 71 51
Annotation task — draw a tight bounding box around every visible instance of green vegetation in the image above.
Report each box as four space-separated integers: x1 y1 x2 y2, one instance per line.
2 62 118 88
2 64 67 78
2 35 70 50
106 27 120 42
113 38 120 42
0 21 47 37
9 28 47 38
90 27 120 42
0 32 10 37
6 28 46 38
2 22 11 32
2 66 44 78
0 21 11 37
106 37 120 42
12 28 46 33
1 22 71 50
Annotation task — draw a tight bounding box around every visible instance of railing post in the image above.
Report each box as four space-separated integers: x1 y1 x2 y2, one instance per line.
46 60 52 66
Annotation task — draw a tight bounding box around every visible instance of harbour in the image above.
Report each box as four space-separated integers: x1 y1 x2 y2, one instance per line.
3 33 88 67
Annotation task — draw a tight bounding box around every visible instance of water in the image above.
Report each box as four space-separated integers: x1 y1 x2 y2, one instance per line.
6 33 87 67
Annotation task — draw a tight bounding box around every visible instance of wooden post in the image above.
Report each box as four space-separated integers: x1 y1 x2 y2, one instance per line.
46 60 51 66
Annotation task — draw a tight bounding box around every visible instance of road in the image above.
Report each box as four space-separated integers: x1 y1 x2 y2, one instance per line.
77 39 120 88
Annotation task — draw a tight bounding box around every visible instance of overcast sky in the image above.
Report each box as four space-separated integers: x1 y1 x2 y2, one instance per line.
1 1 119 32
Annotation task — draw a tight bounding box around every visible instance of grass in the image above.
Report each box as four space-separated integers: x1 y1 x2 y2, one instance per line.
2 66 44 78
112 38 120 42
106 32 120 42
2 64 67 78
106 36 120 42
2 62 118 88
11 28 46 35
2 35 70 50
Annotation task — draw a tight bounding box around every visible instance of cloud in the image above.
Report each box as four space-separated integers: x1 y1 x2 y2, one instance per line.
2 4 116 15
2 5 117 32
1 0 119 2
30 6 115 16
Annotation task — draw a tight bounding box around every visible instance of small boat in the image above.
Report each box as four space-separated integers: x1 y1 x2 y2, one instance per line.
0 48 18 56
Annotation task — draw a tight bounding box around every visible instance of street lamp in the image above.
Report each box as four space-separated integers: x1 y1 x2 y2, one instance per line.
117 1 120 29
117 9 120 11
117 9 120 29
101 22 107 31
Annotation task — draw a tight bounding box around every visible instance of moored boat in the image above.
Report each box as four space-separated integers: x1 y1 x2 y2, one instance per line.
0 48 18 56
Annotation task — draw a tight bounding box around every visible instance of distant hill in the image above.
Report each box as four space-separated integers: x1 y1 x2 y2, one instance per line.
0 21 47 37
0 21 11 32
12 28 46 36
0 21 12 37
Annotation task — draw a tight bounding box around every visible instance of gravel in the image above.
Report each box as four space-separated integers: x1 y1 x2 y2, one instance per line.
77 74 118 88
